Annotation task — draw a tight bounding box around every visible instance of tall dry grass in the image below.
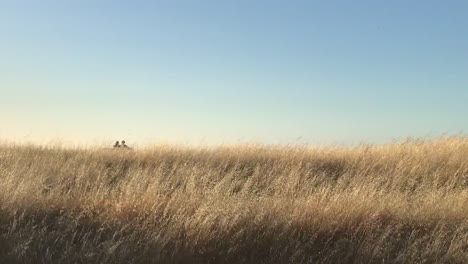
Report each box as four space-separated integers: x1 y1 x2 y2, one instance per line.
0 137 467 263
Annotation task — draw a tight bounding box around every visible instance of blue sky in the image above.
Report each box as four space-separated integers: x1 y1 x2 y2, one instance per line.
1 0 467 146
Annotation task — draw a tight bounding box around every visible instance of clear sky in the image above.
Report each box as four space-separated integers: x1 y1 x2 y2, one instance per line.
1 1 467 146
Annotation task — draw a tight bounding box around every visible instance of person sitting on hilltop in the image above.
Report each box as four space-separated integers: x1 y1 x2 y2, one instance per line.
113 141 121 148
121 140 129 148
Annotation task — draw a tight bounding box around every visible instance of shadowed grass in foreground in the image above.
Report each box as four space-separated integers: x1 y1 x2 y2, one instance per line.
0 137 467 263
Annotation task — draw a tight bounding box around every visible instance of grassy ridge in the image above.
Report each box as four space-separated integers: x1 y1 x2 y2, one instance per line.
0 138 467 263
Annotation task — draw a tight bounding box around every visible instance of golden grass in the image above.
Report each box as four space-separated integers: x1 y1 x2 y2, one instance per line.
0 137 467 263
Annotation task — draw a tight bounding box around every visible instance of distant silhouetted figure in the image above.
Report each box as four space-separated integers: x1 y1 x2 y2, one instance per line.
113 141 121 148
121 140 129 148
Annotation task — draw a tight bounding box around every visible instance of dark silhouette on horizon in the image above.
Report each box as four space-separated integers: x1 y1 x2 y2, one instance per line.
113 140 131 149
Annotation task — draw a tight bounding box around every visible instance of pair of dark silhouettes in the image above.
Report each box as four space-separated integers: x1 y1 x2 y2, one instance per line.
113 140 129 148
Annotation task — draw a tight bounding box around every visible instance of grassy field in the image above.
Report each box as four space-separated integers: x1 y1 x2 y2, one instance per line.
0 137 467 263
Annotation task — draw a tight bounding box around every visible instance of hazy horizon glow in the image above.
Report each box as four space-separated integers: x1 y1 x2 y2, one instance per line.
1 1 467 146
